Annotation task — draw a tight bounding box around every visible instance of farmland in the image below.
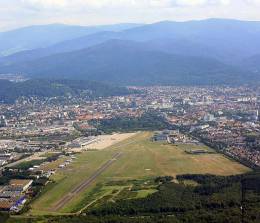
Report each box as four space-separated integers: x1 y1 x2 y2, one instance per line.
29 132 250 215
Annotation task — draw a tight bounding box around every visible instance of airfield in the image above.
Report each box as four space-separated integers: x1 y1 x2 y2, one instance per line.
29 132 250 215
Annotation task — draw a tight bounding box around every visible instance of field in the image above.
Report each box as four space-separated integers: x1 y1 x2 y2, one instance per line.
29 132 250 215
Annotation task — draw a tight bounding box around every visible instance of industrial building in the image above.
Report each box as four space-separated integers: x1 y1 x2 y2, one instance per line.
0 179 33 212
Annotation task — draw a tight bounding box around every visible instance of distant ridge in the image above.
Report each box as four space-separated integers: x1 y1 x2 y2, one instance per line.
0 23 142 56
1 19 260 85
0 39 254 86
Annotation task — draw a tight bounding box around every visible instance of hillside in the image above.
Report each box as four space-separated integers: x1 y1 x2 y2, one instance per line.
0 23 141 57
0 31 119 65
120 19 260 62
1 19 260 85
0 40 254 86
0 79 133 104
2 19 260 65
243 54 260 74
0 35 221 66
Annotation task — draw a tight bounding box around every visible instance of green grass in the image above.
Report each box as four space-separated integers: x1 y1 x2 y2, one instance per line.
181 179 199 186
135 189 158 198
29 132 251 215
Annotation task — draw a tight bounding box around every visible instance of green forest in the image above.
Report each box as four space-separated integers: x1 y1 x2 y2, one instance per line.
0 79 134 103
90 112 171 133
2 171 259 223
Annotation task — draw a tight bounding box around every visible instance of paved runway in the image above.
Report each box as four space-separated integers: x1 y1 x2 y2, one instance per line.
52 152 123 211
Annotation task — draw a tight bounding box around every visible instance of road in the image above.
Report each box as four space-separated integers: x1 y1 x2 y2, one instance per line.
52 152 123 211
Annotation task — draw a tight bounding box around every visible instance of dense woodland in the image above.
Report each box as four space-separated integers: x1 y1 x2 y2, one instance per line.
90 112 171 133
0 79 133 103
87 172 260 223
1 171 259 223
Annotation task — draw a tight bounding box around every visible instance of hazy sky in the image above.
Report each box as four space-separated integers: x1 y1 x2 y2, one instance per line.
1 0 260 31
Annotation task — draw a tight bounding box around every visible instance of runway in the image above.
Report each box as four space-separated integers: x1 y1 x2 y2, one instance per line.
52 152 123 211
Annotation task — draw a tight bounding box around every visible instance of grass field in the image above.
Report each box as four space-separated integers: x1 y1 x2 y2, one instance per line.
29 132 250 215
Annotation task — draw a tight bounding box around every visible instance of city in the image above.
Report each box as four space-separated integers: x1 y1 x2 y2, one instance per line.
0 85 259 214
0 2 260 222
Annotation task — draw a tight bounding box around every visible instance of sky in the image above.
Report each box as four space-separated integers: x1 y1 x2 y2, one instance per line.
1 0 260 31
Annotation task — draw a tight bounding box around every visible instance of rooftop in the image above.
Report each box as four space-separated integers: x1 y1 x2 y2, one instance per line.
9 179 32 187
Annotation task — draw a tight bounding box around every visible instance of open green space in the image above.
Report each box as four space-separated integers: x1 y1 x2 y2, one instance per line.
29 132 250 215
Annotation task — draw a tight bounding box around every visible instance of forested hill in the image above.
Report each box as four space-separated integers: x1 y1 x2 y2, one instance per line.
2 19 260 86
0 40 253 86
0 79 133 104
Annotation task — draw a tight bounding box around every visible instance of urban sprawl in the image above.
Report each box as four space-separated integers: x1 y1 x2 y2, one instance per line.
0 85 259 212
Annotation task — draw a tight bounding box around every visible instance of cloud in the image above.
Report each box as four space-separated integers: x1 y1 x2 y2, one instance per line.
246 0 260 5
161 0 231 7
19 0 232 11
172 0 211 6
21 0 68 10
0 0 260 31
19 0 169 11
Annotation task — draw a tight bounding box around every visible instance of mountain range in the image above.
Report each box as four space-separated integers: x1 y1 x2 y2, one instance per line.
0 23 141 56
0 19 260 85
